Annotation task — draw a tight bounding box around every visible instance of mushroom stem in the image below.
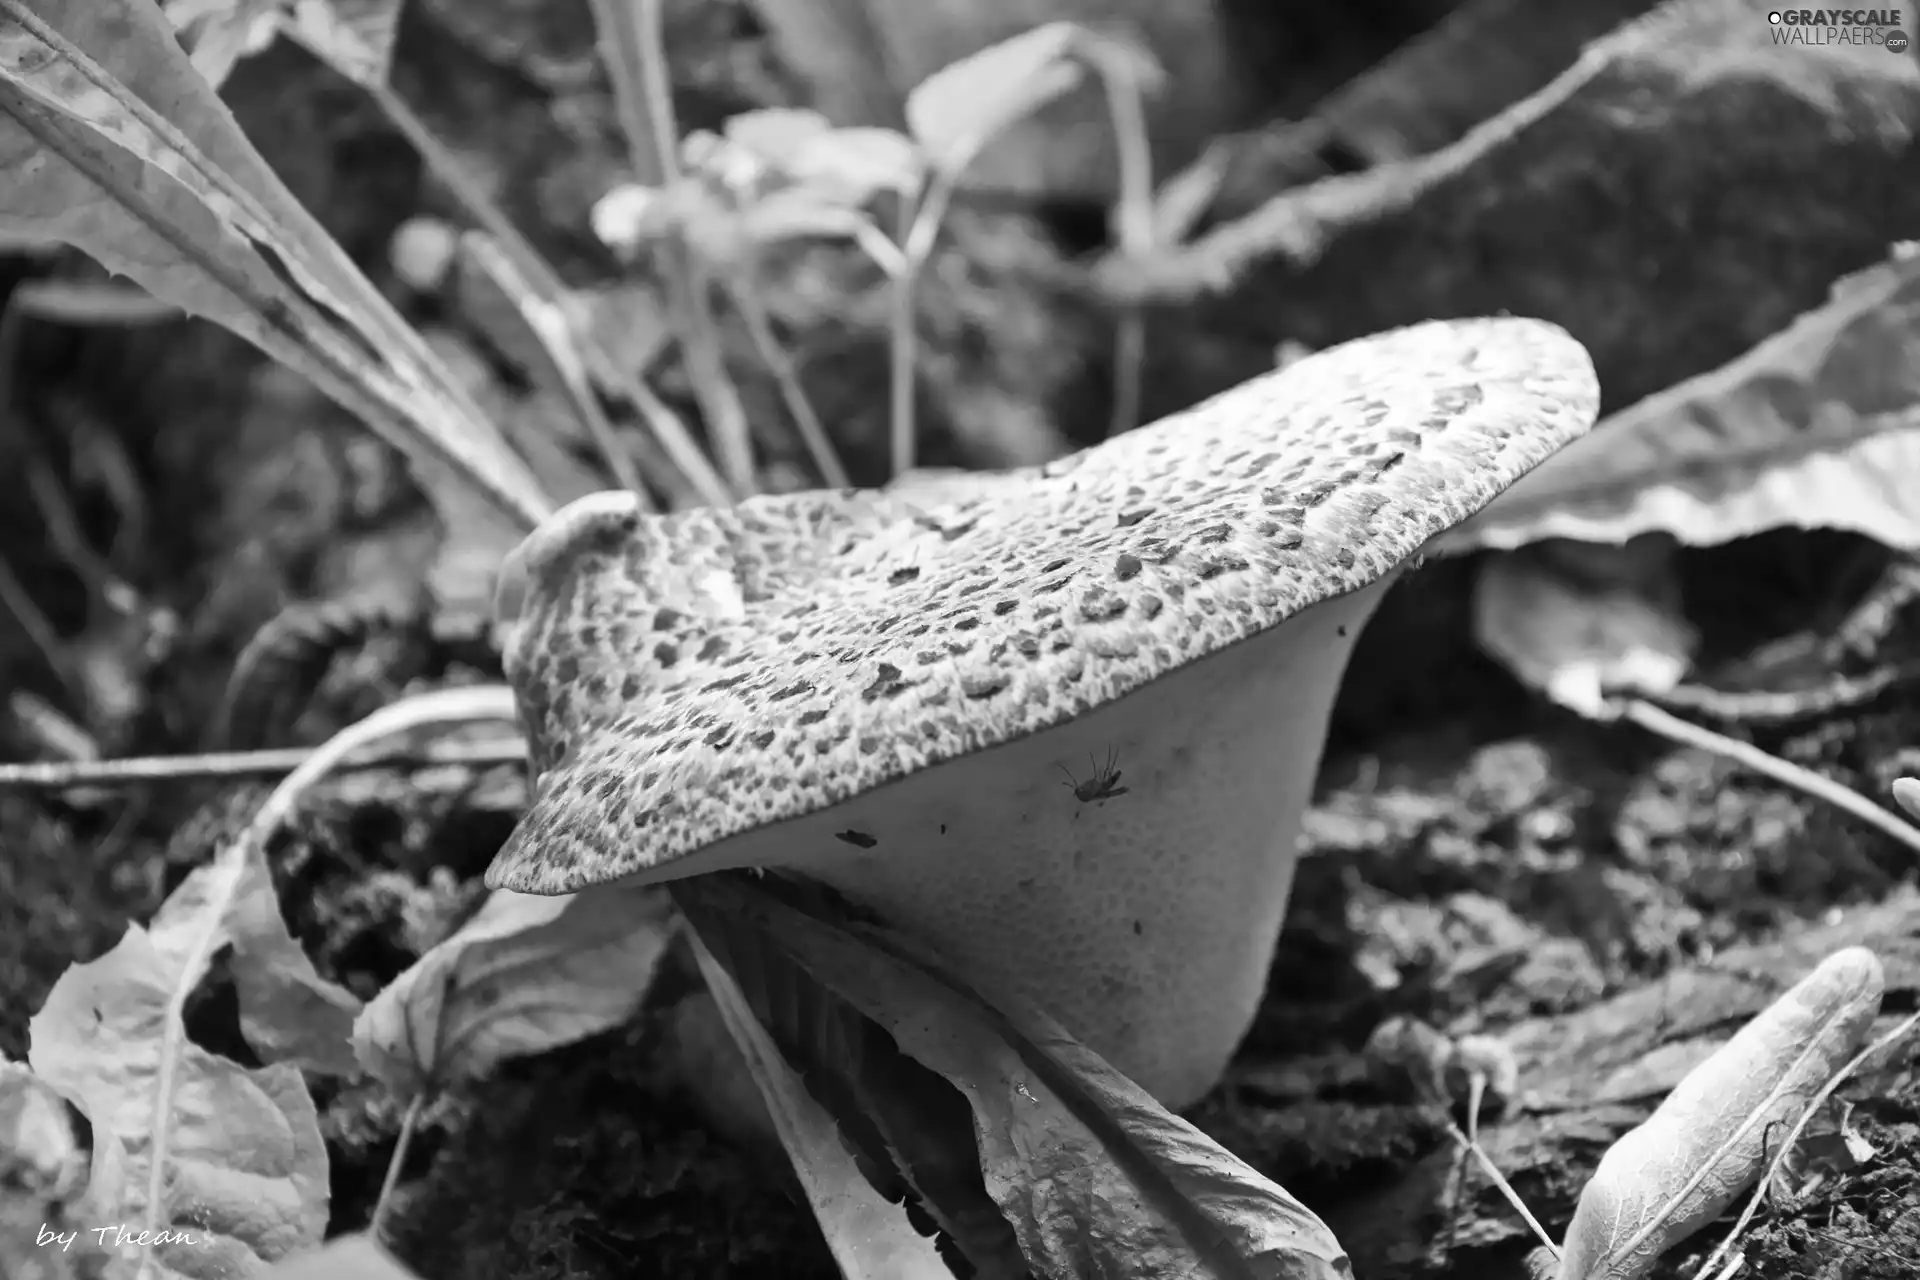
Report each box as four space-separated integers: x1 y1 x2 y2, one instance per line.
758 574 1400 1106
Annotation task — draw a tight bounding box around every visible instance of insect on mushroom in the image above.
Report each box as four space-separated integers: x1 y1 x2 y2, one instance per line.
1060 749 1129 803
485 317 1600 1108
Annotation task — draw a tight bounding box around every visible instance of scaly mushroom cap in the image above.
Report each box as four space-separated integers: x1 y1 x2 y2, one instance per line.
486 317 1599 1105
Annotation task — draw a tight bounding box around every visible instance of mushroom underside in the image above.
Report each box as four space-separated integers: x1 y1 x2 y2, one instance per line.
590 573 1399 1108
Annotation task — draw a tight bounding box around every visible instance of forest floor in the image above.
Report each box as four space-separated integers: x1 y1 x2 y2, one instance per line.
3 2 1918 1278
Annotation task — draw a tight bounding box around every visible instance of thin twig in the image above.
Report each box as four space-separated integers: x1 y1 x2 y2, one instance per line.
0 737 528 789
1617 698 1920 859
1447 1117 1561 1259
370 1093 427 1243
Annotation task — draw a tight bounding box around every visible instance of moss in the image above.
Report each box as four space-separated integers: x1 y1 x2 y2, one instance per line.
386 1019 838 1280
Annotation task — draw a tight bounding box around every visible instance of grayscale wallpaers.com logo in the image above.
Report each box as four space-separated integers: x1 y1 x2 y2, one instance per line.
1768 8 1911 52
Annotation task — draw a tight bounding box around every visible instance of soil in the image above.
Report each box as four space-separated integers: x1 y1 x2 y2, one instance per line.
3 3 1918 1280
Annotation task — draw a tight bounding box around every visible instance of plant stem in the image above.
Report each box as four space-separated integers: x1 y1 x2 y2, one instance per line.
1618 698 1920 858
1096 49 1153 439
889 167 967 478
370 1093 427 1243
456 231 652 503
724 279 850 489
593 0 758 499
356 72 735 508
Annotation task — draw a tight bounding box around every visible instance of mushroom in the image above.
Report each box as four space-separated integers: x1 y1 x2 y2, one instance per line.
485 317 1599 1108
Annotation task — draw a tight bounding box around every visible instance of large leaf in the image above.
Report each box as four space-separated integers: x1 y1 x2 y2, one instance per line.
678 873 1353 1280
27 925 331 1280
1439 243 1920 553
352 885 676 1101
0 0 550 536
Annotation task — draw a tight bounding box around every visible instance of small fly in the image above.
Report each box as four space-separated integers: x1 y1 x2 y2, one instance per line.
1059 748 1129 803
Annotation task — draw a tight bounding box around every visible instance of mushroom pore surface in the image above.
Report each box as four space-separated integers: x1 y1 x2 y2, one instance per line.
485 316 1601 1106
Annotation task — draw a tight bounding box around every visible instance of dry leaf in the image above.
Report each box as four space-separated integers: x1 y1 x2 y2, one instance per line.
680 874 1353 1280
1556 946 1884 1280
1471 538 1697 716
351 885 675 1100
1442 243 1920 554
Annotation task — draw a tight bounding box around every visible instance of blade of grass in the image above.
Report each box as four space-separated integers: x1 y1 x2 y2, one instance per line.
588 0 756 499
457 231 653 504
287 36 733 509
0 0 550 532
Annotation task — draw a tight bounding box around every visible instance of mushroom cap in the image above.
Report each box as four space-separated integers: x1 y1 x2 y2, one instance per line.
489 316 1596 894
483 317 1597 1102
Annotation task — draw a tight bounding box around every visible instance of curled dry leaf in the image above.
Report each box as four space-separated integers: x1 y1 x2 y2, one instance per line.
154 803 366 1078
679 874 1353 1280
351 884 676 1101
1556 946 1885 1280
27 925 330 1279
1471 538 1697 717
0 1057 83 1197
1771 1096 1876 1204
0 1058 88 1280
1442 242 1920 554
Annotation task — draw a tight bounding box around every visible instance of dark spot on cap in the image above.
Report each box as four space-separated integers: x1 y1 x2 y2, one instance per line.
960 669 1011 699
